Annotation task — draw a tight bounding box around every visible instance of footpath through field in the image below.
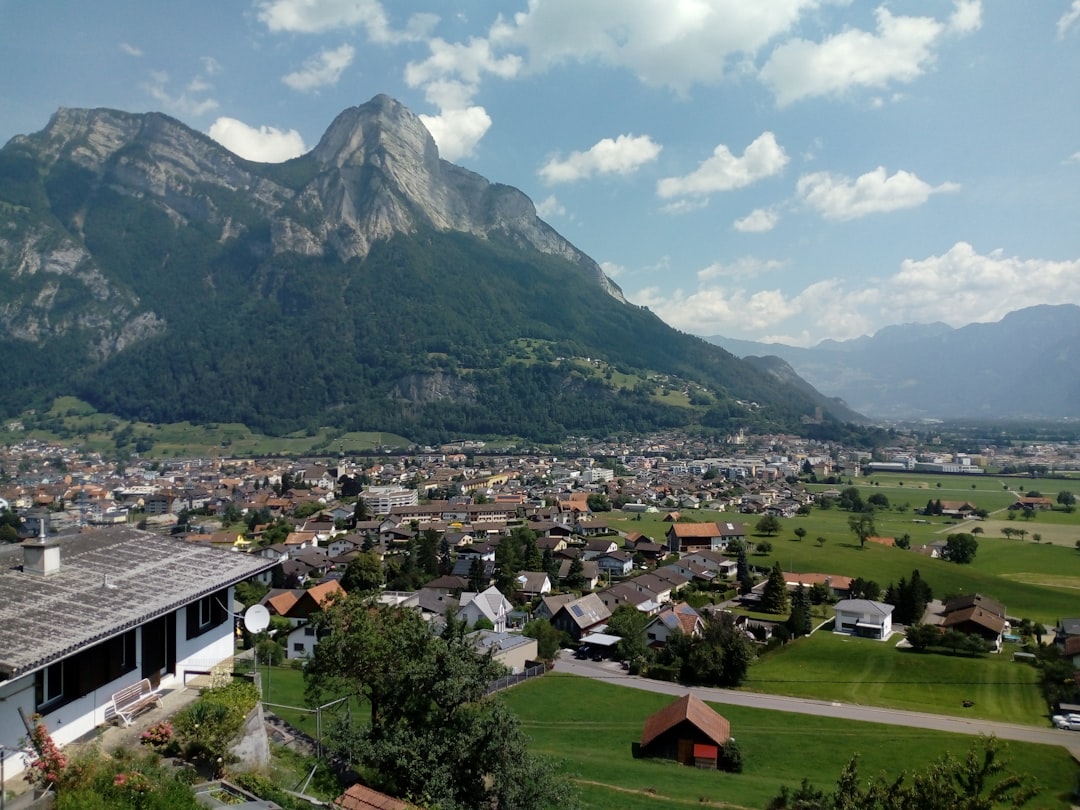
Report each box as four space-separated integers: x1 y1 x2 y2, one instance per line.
553 651 1080 761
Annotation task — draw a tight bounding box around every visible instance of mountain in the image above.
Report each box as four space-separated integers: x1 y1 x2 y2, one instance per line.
0 95 858 444
708 304 1080 421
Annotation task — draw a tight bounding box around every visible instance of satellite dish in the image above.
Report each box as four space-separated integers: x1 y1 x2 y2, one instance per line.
244 604 270 634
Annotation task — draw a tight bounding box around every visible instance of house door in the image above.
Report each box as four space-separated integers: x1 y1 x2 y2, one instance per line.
142 612 177 686
677 738 694 766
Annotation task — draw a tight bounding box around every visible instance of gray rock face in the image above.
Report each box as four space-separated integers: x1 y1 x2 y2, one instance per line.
0 95 624 358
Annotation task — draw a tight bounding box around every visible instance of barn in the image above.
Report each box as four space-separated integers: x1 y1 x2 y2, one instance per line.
639 694 731 769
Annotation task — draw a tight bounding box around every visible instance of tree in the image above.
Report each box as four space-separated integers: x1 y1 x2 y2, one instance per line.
685 612 755 687
607 604 649 662
766 738 1037 810
495 532 521 593
353 497 371 522
756 515 781 536
905 623 942 652
305 597 575 810
793 527 807 542
341 551 384 593
1057 491 1076 512
787 584 812 637
838 486 863 512
418 528 440 578
816 536 827 548
586 493 611 512
756 540 773 555
564 556 586 591
867 492 889 510
848 576 881 601
847 513 876 548
467 556 487 592
1032 532 1042 544
522 619 562 660
942 533 978 564
760 562 790 615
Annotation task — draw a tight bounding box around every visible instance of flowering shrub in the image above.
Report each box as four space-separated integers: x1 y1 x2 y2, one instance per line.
112 770 153 794
24 717 69 789
139 721 174 750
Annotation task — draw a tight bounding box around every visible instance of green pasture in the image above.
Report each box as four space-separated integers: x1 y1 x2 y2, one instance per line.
742 630 1045 724
1 397 411 457
609 508 1080 624
501 673 1079 810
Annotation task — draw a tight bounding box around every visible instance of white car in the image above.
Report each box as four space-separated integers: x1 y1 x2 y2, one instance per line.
1051 713 1080 731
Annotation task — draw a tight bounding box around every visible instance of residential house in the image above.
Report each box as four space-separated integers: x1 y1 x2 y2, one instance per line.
582 537 619 560
0 526 274 777
457 585 513 632
534 593 576 622
681 550 738 578
644 603 704 647
596 582 659 615
469 630 538 674
557 558 599 591
514 571 552 598
639 694 731 769
784 572 852 600
595 550 634 578
551 593 612 640
939 594 1007 646
833 599 894 640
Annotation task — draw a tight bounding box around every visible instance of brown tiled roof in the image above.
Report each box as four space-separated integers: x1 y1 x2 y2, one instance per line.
941 606 1005 635
640 694 730 748
667 522 720 538
334 783 412 810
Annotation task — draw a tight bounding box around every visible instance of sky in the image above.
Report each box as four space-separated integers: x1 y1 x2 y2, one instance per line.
3 0 1080 346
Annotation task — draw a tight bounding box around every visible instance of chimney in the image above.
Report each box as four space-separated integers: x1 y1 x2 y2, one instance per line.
22 516 61 576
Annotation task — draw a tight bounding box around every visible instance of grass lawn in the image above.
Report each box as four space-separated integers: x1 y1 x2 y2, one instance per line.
501 673 1079 810
742 631 1046 724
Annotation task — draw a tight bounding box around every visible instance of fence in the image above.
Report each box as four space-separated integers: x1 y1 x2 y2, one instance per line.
486 663 546 695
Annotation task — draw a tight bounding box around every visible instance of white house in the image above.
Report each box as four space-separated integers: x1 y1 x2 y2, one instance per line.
0 526 274 777
456 585 513 632
833 599 894 640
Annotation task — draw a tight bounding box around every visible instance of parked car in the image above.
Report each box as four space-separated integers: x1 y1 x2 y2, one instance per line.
1051 713 1080 731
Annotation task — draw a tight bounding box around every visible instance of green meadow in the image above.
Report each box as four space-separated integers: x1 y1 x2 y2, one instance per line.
741 630 1045 724
501 674 1079 810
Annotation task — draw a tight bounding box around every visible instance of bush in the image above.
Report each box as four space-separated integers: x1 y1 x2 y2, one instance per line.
644 664 680 682
717 739 743 773
172 680 258 768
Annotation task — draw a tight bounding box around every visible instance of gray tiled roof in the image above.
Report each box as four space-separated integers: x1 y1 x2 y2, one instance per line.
0 526 275 680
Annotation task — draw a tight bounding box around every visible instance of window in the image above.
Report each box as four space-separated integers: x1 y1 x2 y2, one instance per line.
303 627 316 636
197 596 213 629
36 661 64 710
186 588 228 640
293 643 305 652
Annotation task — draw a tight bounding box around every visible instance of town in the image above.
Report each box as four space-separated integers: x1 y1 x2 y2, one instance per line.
1 427 1079 808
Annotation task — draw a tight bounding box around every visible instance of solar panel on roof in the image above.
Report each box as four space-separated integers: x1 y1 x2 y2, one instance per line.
571 605 584 617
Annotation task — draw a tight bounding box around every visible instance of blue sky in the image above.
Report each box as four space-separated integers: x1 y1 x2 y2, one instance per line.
3 1 1080 346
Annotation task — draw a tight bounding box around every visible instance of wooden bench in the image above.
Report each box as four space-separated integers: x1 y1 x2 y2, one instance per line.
106 678 162 726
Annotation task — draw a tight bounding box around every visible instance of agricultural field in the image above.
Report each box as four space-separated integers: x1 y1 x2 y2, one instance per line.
742 631 1045 724
502 674 1079 810
608 501 1080 625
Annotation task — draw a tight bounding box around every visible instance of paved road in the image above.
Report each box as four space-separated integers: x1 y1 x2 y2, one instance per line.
554 652 1080 757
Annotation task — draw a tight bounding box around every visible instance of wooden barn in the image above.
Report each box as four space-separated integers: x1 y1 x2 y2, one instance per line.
639 694 731 769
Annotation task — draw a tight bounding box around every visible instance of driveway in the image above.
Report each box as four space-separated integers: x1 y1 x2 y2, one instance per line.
553 651 1080 758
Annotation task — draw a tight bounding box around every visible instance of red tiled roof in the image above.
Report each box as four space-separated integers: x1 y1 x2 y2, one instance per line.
667 522 721 538
640 693 730 748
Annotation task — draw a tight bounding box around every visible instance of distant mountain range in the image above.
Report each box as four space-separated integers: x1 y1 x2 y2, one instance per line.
707 304 1080 420
0 95 863 443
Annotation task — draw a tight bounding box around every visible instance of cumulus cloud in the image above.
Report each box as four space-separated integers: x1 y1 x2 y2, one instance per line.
1065 151 1080 165
760 6 952 106
207 117 307 162
535 195 566 218
657 132 788 199
419 106 492 161
733 208 779 233
796 166 959 220
256 0 435 42
698 257 787 281
1059 1 1080 37
539 134 661 184
631 243 1080 344
600 260 626 279
660 198 709 216
488 0 820 94
282 44 355 92
948 0 983 34
143 69 219 118
119 42 143 57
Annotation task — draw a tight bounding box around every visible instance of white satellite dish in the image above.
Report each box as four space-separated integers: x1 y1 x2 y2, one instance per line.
244 604 270 634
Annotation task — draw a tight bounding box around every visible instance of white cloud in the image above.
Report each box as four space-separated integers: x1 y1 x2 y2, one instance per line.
539 134 661 184
207 117 307 162
600 260 626 279
660 198 709 215
143 70 219 118
657 132 788 199
948 0 982 34
1065 151 1080 165
535 195 566 218
488 0 822 94
760 6 952 106
283 44 355 92
255 0 435 42
200 56 222 76
733 208 779 233
119 43 142 57
698 257 787 281
633 243 1080 344
796 166 959 220
1059 1 1080 37
419 106 492 161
